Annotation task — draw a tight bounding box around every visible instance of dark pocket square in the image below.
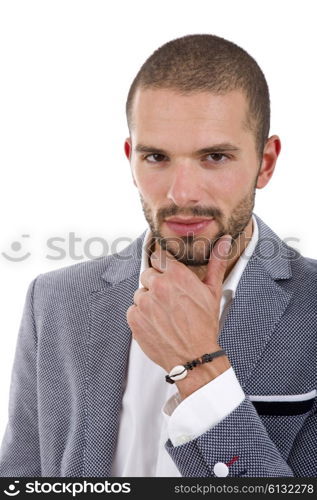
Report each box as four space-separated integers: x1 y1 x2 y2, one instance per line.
252 398 314 415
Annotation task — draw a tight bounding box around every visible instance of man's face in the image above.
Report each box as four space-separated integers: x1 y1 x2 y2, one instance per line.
126 88 264 266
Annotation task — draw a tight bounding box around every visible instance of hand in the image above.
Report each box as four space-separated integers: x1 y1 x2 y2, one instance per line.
126 234 232 397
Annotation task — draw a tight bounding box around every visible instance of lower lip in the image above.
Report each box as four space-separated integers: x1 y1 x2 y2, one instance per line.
165 219 214 235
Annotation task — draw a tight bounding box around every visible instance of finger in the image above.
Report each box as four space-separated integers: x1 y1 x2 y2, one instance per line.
126 304 137 327
140 267 161 289
150 246 179 273
133 287 147 306
203 234 232 290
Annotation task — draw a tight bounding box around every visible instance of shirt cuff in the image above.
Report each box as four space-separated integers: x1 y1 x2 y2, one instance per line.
162 367 245 447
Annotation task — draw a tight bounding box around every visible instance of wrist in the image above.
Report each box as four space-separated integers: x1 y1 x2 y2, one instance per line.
175 354 231 400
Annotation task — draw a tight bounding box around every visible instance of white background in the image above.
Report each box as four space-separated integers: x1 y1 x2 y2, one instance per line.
0 0 316 443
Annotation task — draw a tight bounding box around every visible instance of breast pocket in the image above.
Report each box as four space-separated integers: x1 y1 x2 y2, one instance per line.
250 391 315 416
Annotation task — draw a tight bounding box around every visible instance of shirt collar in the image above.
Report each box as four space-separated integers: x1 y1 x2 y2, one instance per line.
222 214 258 298
138 214 258 294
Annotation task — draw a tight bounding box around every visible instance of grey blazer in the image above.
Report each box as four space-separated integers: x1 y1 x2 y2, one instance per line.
0 214 316 477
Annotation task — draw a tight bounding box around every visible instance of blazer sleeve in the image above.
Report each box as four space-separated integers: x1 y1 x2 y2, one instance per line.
165 395 317 477
0 277 42 476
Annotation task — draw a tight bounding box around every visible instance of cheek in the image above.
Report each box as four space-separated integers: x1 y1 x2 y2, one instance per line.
133 165 167 201
204 169 239 196
204 168 254 209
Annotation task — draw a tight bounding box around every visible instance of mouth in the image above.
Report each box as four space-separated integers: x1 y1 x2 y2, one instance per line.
164 217 214 235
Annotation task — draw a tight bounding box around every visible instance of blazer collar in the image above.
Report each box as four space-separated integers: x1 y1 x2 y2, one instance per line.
100 230 146 284
252 213 292 280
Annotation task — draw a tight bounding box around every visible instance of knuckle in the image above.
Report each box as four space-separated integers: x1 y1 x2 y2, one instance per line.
151 274 162 289
152 276 166 298
126 305 137 324
138 293 148 309
140 268 151 285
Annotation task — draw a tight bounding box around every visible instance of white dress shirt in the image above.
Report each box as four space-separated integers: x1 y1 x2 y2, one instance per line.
111 215 259 477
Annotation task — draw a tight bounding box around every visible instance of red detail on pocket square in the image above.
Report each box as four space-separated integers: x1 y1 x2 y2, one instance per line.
226 455 239 467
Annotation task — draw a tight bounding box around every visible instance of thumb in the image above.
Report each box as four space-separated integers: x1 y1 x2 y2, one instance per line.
203 234 232 290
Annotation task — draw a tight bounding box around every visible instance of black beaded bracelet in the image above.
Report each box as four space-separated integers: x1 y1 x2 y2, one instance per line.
165 349 227 384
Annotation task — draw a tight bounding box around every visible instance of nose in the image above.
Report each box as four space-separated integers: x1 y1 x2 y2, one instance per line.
166 160 205 207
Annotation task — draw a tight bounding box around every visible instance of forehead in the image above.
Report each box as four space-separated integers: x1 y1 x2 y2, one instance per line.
130 88 251 147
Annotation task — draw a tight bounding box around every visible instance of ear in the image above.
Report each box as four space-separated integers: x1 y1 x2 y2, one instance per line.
256 135 281 189
124 137 132 160
124 137 137 187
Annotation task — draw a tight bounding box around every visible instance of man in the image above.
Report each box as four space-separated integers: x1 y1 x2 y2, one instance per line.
0 34 316 478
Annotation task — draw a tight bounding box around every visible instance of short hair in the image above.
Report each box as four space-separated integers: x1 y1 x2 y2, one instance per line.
126 34 270 161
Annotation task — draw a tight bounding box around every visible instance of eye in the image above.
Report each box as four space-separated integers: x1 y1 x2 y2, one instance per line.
144 153 167 163
205 153 229 163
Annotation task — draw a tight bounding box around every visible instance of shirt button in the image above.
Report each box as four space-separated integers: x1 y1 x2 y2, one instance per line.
213 462 229 477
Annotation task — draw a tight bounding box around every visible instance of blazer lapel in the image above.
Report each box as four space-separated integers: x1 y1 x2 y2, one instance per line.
83 232 145 476
218 214 293 389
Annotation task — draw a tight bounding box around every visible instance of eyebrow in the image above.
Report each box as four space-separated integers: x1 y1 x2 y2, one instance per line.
134 143 241 155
